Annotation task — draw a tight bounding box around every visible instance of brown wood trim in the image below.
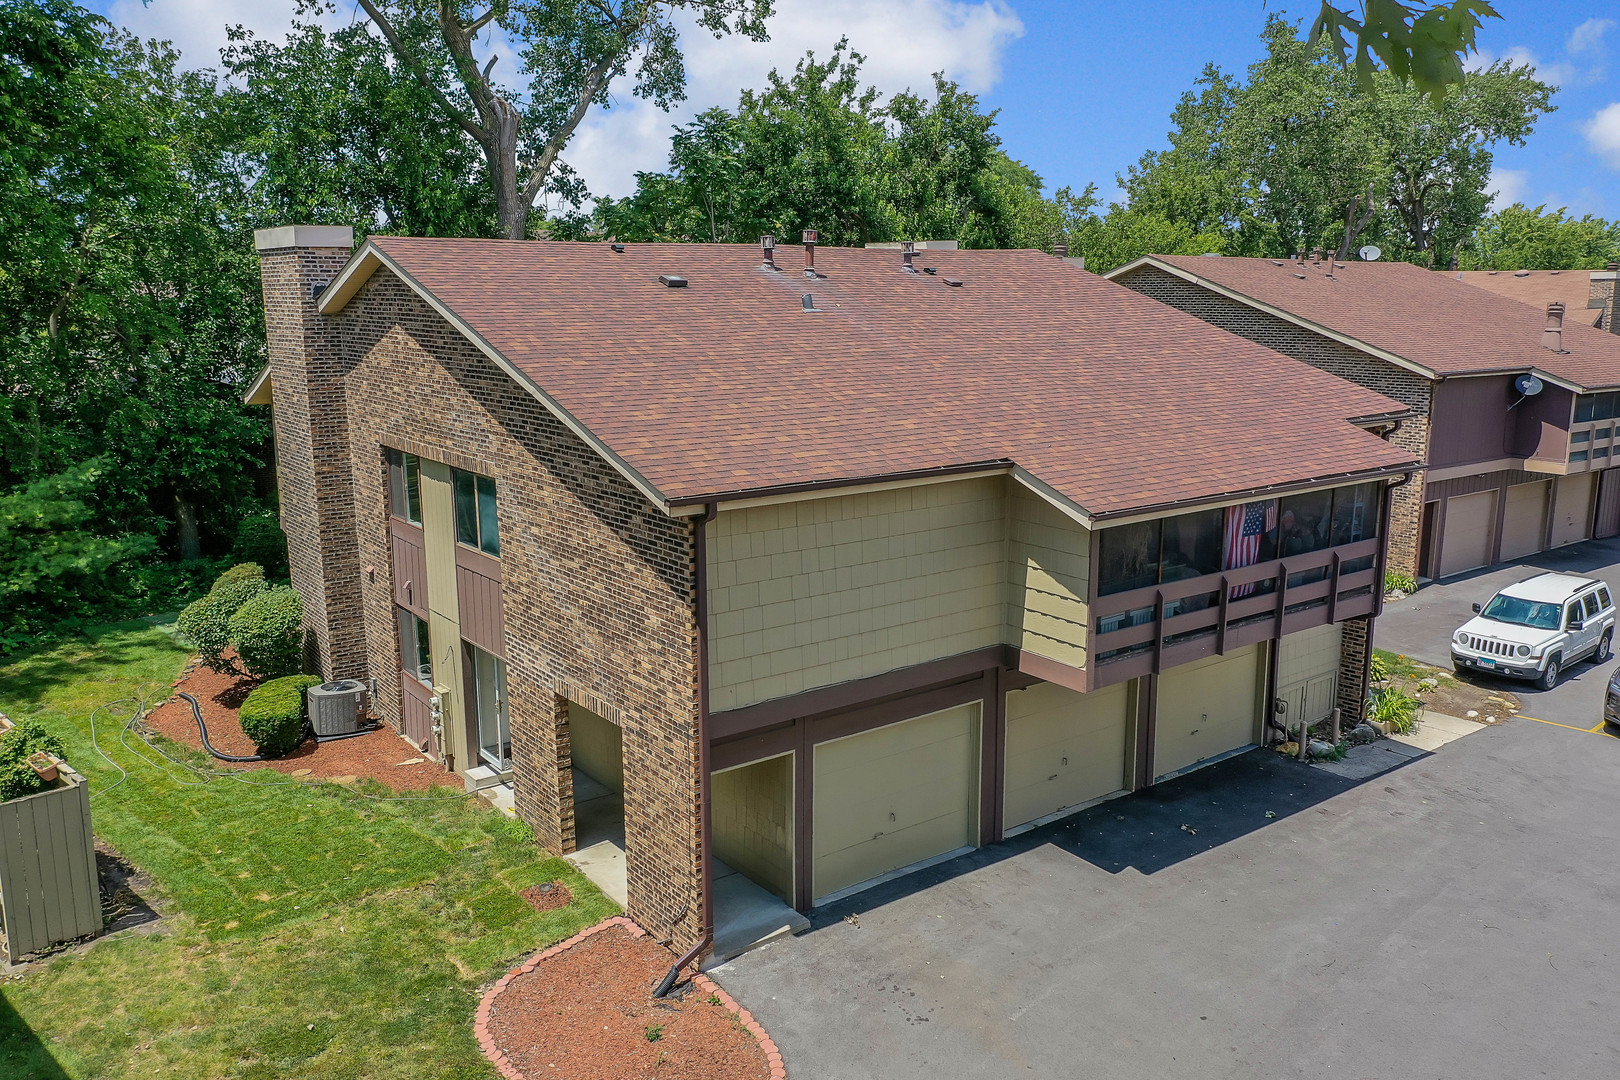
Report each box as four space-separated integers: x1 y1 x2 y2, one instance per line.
794 721 813 911
1263 636 1282 744
1004 670 1041 692
980 669 1003 846
453 542 502 579
708 644 1011 742
711 727 799 772
1216 575 1230 655
1134 674 1157 789
1013 650 1088 694
807 682 986 747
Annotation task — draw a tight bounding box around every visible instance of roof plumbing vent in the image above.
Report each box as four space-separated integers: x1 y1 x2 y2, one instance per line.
658 274 687 288
1543 302 1567 352
901 240 918 273
802 229 818 277
802 293 821 313
760 234 776 270
1054 242 1069 258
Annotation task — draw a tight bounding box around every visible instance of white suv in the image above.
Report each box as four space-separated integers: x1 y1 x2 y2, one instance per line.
1452 572 1616 690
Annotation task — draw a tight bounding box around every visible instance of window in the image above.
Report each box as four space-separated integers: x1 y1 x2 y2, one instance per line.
1598 427 1614 439
1572 431 1591 444
1479 594 1561 630
1566 602 1584 629
1600 587 1612 609
387 449 422 525
1571 451 1590 462
1160 508 1224 582
1577 392 1620 422
1598 393 1617 421
453 468 500 556
398 607 432 684
1597 447 1611 459
1584 593 1601 619
1098 520 1161 596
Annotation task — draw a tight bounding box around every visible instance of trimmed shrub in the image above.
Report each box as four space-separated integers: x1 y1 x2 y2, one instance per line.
176 563 267 674
238 674 322 757
227 585 304 680
0 719 68 802
231 515 289 579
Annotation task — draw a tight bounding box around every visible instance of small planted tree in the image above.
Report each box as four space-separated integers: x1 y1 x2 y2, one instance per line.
227 586 304 680
176 563 267 674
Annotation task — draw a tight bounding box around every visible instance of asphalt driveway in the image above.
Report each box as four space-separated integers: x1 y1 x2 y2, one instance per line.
713 543 1620 1079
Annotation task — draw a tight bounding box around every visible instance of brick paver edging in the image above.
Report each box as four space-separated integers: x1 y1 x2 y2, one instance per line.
472 915 787 1080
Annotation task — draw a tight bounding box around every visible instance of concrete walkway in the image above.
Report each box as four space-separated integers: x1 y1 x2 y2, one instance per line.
1390 708 1489 752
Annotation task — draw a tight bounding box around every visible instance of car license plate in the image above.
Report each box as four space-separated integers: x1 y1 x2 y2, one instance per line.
1478 657 1496 668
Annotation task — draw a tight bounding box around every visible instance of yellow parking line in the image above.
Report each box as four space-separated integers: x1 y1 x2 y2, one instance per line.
1519 715 1620 738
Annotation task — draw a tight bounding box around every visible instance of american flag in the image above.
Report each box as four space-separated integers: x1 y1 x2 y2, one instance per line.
1224 501 1277 597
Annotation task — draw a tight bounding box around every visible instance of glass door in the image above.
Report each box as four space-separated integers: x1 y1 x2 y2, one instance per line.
465 643 511 771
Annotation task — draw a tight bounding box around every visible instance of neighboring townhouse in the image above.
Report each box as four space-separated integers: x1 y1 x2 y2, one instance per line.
1453 264 1620 333
1109 254 1620 583
249 226 1418 958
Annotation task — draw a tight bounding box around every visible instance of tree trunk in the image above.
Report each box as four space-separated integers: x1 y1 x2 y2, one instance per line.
175 494 202 561
490 103 526 240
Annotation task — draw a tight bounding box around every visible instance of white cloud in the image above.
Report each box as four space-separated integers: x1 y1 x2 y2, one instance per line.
1568 17 1616 55
1486 167 1530 210
1585 102 1620 170
1467 44 1577 86
105 0 337 69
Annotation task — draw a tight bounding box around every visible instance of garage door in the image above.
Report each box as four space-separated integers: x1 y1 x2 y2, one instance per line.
1500 481 1549 561
1155 644 1262 779
1276 622 1341 731
1003 681 1129 831
1597 469 1620 540
1551 472 1595 548
1438 490 1496 578
813 702 980 902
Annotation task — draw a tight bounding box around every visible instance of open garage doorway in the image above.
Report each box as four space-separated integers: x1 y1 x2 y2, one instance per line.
711 753 807 962
566 702 626 907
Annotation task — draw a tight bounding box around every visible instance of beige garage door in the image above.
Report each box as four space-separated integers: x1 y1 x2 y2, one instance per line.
1003 681 1129 831
1500 481 1549 561
1276 622 1342 730
1438 490 1496 578
1551 472 1595 548
1155 644 1262 779
813 702 980 902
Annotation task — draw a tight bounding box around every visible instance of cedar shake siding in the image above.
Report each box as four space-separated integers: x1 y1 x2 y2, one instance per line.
336 269 701 948
1114 264 1431 577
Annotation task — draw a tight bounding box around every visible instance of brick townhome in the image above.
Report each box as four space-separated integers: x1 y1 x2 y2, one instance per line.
250 226 1418 960
1453 265 1620 332
1109 255 1620 583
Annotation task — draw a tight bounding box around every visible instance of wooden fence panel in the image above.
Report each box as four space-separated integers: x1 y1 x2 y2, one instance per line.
0 764 99 958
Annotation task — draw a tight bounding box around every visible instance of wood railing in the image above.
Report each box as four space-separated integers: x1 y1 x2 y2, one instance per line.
1089 537 1381 688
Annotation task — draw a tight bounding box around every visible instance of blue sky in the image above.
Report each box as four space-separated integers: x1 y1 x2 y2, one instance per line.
91 0 1620 218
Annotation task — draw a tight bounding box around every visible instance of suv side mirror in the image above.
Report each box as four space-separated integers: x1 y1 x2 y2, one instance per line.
1569 617 1585 631
1471 603 1481 613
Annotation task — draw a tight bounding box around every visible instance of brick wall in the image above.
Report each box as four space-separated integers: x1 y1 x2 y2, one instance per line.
257 244 369 680
1116 266 1432 578
1336 615 1372 723
266 263 703 949
1591 270 1618 334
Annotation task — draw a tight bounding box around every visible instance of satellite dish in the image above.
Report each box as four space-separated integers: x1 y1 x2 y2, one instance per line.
1358 245 1382 261
1515 374 1544 397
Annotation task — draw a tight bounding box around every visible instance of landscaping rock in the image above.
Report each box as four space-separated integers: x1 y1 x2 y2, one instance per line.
1307 739 1335 758
1348 723 1379 745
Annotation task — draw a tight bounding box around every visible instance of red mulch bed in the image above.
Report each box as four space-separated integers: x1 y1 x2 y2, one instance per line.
486 925 772 1080
143 658 451 791
520 882 573 912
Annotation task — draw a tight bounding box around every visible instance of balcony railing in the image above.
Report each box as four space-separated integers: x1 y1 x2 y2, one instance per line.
1089 537 1381 688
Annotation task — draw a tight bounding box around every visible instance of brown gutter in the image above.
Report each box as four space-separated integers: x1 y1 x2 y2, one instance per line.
1086 462 1422 525
655 499 719 998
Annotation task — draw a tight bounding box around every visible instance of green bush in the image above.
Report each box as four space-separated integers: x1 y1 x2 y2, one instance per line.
227 585 304 679
176 564 266 674
238 674 322 757
231 515 289 579
1369 651 1391 682
1384 570 1417 595
1368 685 1423 735
0 718 68 802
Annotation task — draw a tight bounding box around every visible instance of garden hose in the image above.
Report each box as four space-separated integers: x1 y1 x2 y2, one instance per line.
177 691 267 762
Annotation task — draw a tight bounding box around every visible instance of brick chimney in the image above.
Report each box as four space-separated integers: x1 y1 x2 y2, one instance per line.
1592 262 1620 334
1542 301 1567 353
254 225 368 681
802 229 818 276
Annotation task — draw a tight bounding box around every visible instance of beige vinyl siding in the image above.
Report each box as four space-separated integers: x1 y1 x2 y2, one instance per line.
812 702 981 901
1006 487 1091 669
707 479 1008 712
1276 622 1342 729
713 754 794 903
1003 681 1129 830
569 702 624 792
418 459 468 768
1155 644 1264 778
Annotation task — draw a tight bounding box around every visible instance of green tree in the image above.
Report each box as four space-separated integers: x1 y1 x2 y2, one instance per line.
1312 1 1500 99
1459 204 1620 270
354 0 774 240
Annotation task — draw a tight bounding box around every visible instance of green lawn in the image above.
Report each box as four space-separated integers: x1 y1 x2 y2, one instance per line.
0 620 617 1079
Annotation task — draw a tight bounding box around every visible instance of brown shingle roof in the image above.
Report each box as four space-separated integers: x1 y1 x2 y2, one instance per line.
1452 269 1604 328
1142 254 1620 390
353 238 1417 517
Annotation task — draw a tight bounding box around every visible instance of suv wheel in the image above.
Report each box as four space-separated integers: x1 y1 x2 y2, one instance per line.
1536 653 1562 691
1596 631 1613 665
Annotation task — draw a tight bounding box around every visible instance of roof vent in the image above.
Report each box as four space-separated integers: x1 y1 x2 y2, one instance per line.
1515 269 1531 277
1054 242 1069 258
922 266 938 275
1609 262 1619 271
943 277 964 287
802 293 822 313
760 234 776 270
610 243 626 253
1543 302 1567 352
659 274 687 288
1292 272 1307 280
1271 260 1285 267
802 229 818 277
901 240 919 273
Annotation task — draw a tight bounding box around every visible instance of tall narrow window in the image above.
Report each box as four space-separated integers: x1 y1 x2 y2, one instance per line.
464 643 511 771
387 449 422 525
453 467 500 556
398 607 432 684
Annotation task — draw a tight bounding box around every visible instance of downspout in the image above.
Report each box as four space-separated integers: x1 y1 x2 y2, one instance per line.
655 500 719 998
